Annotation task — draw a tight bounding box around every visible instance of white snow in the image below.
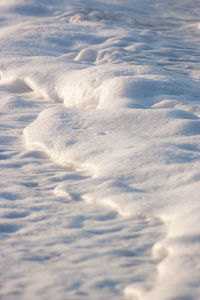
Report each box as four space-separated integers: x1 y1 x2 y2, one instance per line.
1 0 200 299
75 48 97 62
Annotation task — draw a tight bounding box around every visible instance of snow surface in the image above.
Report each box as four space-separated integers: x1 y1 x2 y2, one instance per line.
0 0 200 299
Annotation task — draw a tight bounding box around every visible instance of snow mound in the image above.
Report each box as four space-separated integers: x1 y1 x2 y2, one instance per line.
75 48 97 63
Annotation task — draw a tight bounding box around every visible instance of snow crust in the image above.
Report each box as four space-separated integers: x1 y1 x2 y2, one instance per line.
1 0 200 299
24 104 200 299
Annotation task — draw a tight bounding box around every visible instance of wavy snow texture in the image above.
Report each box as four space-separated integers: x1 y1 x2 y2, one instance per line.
1 0 200 299
24 105 200 298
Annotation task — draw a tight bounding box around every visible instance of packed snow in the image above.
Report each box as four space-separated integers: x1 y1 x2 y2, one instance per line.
0 0 200 299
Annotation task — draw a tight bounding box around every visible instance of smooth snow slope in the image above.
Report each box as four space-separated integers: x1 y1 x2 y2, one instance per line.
0 0 200 299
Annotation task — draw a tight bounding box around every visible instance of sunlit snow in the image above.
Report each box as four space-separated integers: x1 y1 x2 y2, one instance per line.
0 0 200 299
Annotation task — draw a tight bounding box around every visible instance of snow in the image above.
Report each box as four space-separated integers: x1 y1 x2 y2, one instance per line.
75 48 98 62
0 0 200 299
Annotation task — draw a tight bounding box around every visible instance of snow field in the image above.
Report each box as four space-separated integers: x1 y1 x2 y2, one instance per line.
1 0 200 299
1 78 165 299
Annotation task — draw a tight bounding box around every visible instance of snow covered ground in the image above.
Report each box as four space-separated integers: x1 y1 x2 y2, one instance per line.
0 0 200 299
